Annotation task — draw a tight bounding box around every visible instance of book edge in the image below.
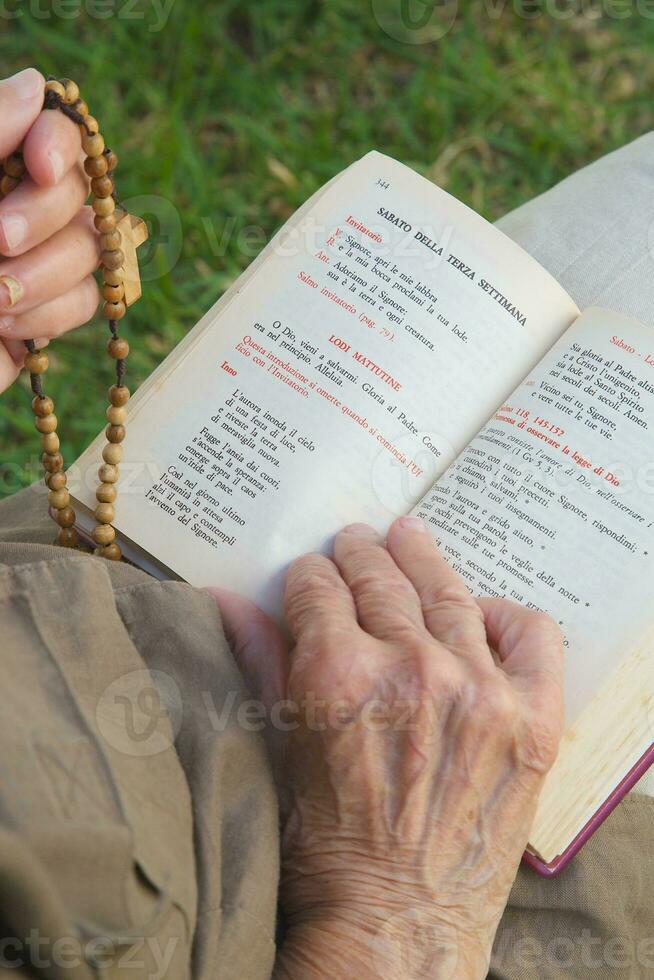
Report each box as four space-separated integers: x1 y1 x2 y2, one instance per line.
523 741 654 877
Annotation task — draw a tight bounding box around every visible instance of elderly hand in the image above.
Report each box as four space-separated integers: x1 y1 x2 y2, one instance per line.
215 517 564 980
0 68 99 393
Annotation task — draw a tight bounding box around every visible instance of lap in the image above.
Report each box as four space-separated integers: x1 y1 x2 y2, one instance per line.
0 488 278 980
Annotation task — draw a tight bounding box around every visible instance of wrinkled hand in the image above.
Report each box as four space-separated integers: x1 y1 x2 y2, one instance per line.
215 520 564 979
0 68 99 393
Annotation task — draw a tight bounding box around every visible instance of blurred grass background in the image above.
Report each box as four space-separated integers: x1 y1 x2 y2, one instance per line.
1 0 654 496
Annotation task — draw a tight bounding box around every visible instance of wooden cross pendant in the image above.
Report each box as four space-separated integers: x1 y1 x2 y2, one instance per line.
116 212 149 307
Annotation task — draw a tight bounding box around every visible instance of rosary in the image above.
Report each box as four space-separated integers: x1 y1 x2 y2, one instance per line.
0 76 148 560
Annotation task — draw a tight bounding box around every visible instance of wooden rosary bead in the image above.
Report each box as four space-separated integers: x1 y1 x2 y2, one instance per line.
41 431 60 454
48 470 67 491
106 404 127 425
102 282 124 303
84 116 100 135
98 463 119 483
48 487 70 510
57 527 79 548
96 482 117 503
45 79 66 99
96 542 121 561
25 350 49 374
103 300 126 320
102 442 123 464
3 154 25 178
102 248 124 271
107 337 129 359
95 501 115 524
105 423 126 444
62 78 80 105
85 156 108 179
91 175 114 198
74 98 89 118
93 196 116 218
108 384 130 406
35 414 57 434
96 215 119 237
104 150 118 171
42 452 64 473
0 175 20 195
32 395 54 416
101 231 122 253
103 268 123 288
55 506 76 528
82 132 105 158
92 523 116 546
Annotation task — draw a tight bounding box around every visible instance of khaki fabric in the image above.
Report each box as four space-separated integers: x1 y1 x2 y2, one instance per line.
490 797 654 978
0 484 278 980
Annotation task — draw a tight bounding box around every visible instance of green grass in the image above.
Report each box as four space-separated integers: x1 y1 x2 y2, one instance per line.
1 1 654 495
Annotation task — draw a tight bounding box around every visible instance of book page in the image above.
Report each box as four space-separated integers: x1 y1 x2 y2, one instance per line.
72 151 578 618
413 307 654 725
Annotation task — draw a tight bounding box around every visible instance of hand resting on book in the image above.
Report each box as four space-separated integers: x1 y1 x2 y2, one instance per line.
212 516 565 979
0 67 100 393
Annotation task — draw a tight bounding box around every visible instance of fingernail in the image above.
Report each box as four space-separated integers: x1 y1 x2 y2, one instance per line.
6 67 43 102
0 214 28 252
47 148 65 183
342 522 377 536
0 275 23 308
0 316 14 333
398 516 428 532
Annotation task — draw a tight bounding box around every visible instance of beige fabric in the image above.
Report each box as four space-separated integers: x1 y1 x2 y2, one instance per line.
490 797 654 978
491 134 654 977
0 485 278 980
497 131 654 327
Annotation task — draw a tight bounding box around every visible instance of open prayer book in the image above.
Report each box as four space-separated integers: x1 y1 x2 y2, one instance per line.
71 151 654 875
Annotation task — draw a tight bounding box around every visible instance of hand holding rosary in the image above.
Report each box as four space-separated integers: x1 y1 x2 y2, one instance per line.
0 76 147 560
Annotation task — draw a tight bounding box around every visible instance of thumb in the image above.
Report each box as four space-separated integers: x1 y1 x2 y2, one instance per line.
204 587 290 712
477 597 565 714
206 587 291 776
0 68 45 161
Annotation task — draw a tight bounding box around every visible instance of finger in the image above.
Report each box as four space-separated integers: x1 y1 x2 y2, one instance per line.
0 69 45 160
386 516 489 658
284 552 359 649
0 341 19 392
4 336 49 367
6 276 99 341
0 163 88 257
205 587 290 710
23 107 82 187
477 598 565 706
332 522 425 642
0 208 99 315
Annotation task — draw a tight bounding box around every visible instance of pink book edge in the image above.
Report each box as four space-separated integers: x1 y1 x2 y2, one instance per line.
523 742 654 878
